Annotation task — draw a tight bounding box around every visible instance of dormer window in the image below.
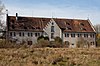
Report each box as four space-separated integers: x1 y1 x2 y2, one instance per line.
83 28 86 31
24 26 27 29
81 28 86 31
66 27 72 30
36 27 40 29
32 27 35 29
80 23 84 26
66 23 70 25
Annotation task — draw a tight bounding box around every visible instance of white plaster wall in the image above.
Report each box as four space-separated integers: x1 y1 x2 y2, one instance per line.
8 31 42 44
63 33 96 48
43 19 62 41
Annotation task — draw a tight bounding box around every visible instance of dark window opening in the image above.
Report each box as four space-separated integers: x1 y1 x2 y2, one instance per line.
90 34 95 38
28 41 32 45
23 33 24 36
19 32 21 36
10 32 12 36
67 27 72 30
31 33 33 37
51 26 54 32
14 32 16 36
65 33 66 37
38 33 40 36
28 33 30 36
24 26 27 29
51 33 54 39
80 23 84 26
71 34 75 37
72 44 74 45
77 34 82 37
66 23 70 25
52 22 54 25
84 34 88 38
36 27 40 29
83 28 86 31
32 27 35 29
35 33 38 37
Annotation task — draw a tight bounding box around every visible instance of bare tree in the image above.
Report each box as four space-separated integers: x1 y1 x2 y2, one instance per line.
94 24 100 34
0 0 5 38
0 0 5 30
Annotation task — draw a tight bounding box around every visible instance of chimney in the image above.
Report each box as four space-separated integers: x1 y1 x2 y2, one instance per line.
16 13 18 20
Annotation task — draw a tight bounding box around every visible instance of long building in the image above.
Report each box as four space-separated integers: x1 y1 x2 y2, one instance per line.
6 13 96 48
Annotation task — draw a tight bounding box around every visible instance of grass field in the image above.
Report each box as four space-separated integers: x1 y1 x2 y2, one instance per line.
0 47 100 66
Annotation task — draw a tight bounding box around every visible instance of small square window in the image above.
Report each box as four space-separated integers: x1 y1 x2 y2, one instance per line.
52 22 54 25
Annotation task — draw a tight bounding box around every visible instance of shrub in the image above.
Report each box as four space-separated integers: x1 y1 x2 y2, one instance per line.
37 35 44 41
54 37 62 44
44 36 49 40
35 39 49 48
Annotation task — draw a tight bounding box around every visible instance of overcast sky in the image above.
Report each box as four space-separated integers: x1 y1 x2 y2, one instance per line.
2 0 100 25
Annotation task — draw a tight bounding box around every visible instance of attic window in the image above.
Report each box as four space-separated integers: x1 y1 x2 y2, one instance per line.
67 27 72 30
80 23 84 26
42 19 45 21
66 23 70 25
83 28 86 31
52 22 54 25
81 28 86 31
24 26 27 29
36 27 40 29
32 27 35 29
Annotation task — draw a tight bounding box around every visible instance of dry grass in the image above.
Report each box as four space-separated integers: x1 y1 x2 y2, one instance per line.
0 47 100 66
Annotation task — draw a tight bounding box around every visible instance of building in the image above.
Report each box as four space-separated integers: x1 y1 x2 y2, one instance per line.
6 13 96 48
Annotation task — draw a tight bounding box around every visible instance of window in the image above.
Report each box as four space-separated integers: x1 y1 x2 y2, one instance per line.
65 33 69 37
67 27 72 30
37 33 40 36
71 34 75 37
84 34 88 38
14 32 16 36
66 23 70 25
23 33 24 36
10 32 12 36
65 33 66 37
51 33 54 39
90 34 95 38
81 28 86 31
80 23 84 26
77 34 82 37
19 32 21 36
31 33 33 37
24 26 27 29
52 22 54 25
51 26 54 32
28 33 30 37
35 33 38 37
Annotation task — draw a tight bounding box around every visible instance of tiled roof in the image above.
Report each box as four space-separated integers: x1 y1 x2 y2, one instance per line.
7 16 95 32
